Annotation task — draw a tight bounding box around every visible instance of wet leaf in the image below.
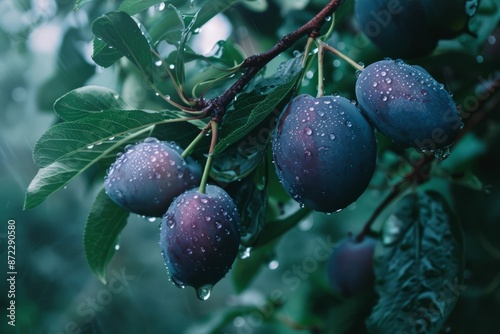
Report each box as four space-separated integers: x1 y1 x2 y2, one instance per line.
84 188 129 284
366 191 464 334
54 86 130 121
92 11 154 82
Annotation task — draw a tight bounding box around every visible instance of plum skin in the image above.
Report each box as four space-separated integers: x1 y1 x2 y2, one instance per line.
160 185 240 289
355 0 437 58
355 60 462 150
326 235 377 298
104 138 201 217
272 94 377 213
355 0 477 58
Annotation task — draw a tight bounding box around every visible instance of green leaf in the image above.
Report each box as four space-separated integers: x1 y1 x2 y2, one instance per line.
84 188 129 284
148 5 185 45
224 160 268 246
119 0 166 15
213 57 303 155
232 242 276 293
92 11 154 82
54 86 131 121
253 206 312 248
73 0 95 11
192 0 243 30
185 305 264 334
366 191 465 334
24 110 177 209
91 37 123 68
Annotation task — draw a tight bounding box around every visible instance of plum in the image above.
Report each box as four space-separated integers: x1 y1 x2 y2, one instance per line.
160 185 240 300
104 137 201 217
355 0 437 58
423 0 479 40
327 235 377 298
272 94 377 213
355 59 463 151
355 0 478 58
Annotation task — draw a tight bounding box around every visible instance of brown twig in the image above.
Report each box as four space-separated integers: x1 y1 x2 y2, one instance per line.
201 0 344 122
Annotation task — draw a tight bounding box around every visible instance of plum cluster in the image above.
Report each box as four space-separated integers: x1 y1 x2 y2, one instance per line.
103 56 461 300
272 59 461 214
105 137 240 299
355 0 478 58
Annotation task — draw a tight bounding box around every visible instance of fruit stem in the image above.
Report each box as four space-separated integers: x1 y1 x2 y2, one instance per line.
301 37 314 67
181 122 212 159
321 42 364 72
320 14 336 42
198 121 219 194
315 39 325 98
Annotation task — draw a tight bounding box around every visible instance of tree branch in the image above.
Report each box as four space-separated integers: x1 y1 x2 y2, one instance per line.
203 0 344 121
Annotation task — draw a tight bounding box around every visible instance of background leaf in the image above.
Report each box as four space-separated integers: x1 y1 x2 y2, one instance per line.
231 242 276 293
366 191 465 334
92 37 124 68
54 86 131 121
92 11 154 82
25 110 169 209
119 0 166 15
84 188 129 284
73 0 96 11
148 4 185 45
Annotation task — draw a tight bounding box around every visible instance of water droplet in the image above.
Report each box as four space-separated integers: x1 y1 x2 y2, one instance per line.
345 121 353 127
155 173 162 179
215 235 221 241
325 15 332 22
200 247 205 253
87 144 94 149
372 82 378 87
240 247 251 259
196 285 212 300
150 156 157 162
115 244 120 250
201 198 208 204
171 276 186 289
381 71 387 77
304 150 312 157
167 219 175 228
205 216 211 222
268 260 279 270
385 78 392 84
147 216 156 222
433 146 451 160
382 96 388 101
329 133 336 140
215 221 222 229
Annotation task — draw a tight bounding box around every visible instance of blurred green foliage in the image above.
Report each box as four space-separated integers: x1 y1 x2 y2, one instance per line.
1 1 500 334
